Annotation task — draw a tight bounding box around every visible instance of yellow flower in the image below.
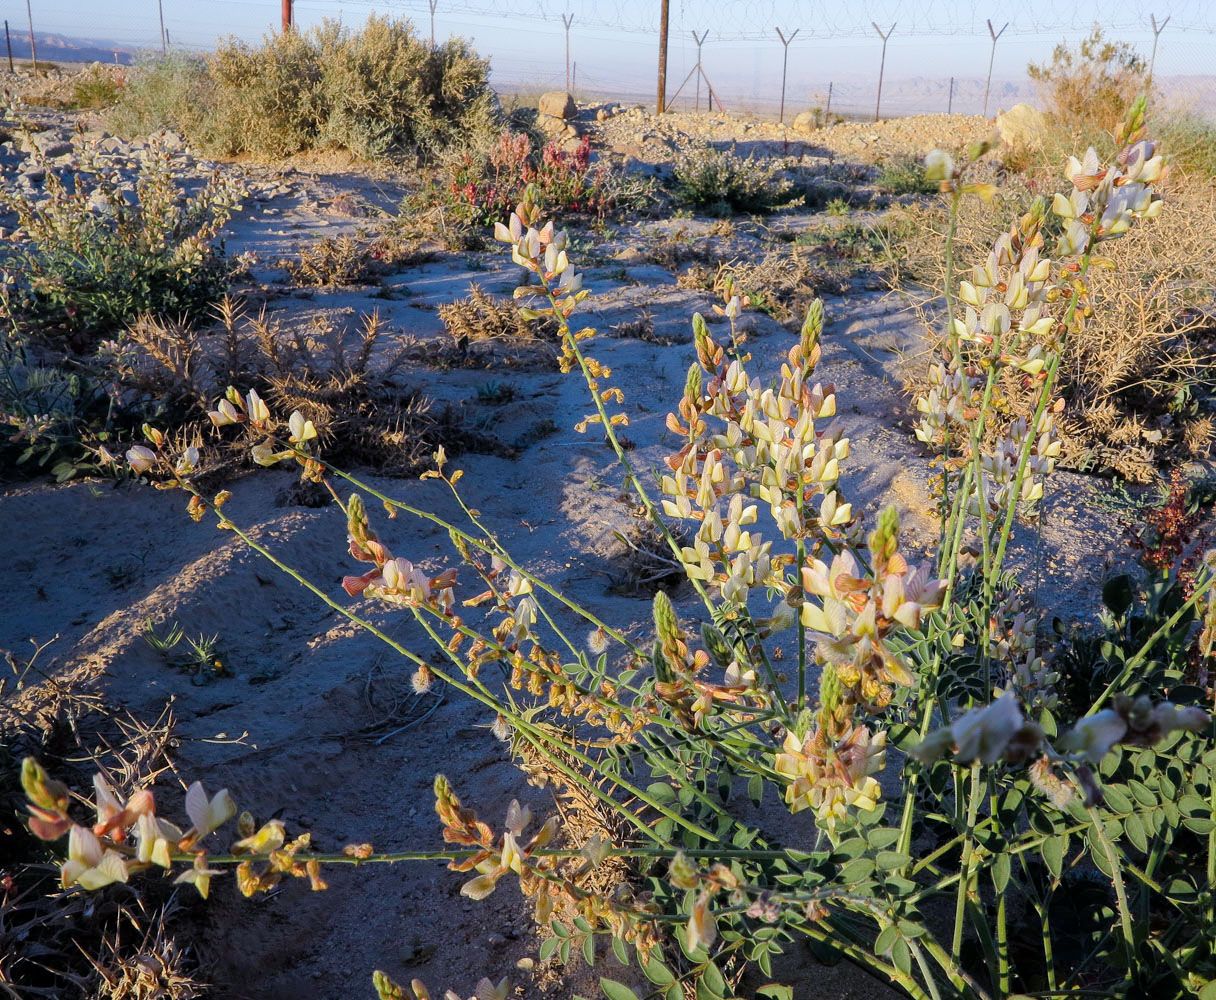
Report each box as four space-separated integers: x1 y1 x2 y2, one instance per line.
175 852 223 899
61 824 129 890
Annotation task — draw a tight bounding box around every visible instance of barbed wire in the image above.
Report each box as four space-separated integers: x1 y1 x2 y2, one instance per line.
288 0 1216 39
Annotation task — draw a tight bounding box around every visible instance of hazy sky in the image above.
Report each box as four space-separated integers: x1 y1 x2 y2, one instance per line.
25 0 1216 110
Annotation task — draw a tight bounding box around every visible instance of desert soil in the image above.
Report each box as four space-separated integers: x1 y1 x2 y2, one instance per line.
1 97 1183 1000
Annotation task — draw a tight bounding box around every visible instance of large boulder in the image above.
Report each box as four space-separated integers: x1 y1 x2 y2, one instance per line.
997 103 1049 150
791 110 819 135
538 91 577 120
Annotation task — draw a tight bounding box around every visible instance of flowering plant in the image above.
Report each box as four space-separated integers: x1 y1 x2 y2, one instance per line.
21 100 1216 1000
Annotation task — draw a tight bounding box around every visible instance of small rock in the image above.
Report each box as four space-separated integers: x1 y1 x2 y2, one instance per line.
538 90 577 120
487 933 506 947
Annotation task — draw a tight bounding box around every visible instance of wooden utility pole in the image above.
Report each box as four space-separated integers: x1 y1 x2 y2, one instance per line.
25 0 36 72
157 0 166 54
982 19 1008 117
429 0 438 48
281 0 292 32
562 13 573 93
5 21 13 73
656 0 669 114
872 21 894 122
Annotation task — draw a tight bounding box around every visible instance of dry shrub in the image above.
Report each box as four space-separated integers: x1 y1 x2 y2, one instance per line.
1027 25 1146 135
438 285 558 361
607 516 690 597
284 232 432 287
110 15 496 161
645 227 723 272
897 172 1216 480
682 248 849 326
114 301 506 476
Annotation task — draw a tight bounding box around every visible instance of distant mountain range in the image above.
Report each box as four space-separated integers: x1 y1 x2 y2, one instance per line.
5 30 1213 121
2 30 138 66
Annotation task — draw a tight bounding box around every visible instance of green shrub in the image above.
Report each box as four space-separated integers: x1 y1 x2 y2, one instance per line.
1155 111 1216 179
875 155 937 195
110 16 496 161
672 143 794 215
66 64 125 110
0 134 244 343
106 52 212 140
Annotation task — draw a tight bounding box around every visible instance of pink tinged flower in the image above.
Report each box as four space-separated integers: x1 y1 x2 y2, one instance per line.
184 781 237 841
342 568 380 597
61 824 130 890
175 852 223 899
126 445 156 474
687 891 717 953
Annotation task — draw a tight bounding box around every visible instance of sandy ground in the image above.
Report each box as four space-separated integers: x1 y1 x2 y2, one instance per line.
1 104 1172 1000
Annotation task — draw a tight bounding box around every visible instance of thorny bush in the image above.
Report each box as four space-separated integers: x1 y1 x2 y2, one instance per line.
19 99 1216 1000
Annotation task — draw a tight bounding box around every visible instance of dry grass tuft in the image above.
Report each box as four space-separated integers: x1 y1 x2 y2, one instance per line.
896 172 1216 480
681 248 850 327
284 232 433 287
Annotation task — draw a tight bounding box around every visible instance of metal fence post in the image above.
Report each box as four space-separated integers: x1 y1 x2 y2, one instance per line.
983 19 1008 117
775 27 799 124
872 21 895 122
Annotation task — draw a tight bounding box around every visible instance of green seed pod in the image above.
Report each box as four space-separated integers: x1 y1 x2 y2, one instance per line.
371 970 405 1000
693 312 714 371
792 705 816 743
652 640 673 685
684 362 703 404
653 590 679 648
701 623 734 670
801 298 823 352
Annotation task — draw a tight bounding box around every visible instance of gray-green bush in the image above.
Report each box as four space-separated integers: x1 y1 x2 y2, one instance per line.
108 16 497 160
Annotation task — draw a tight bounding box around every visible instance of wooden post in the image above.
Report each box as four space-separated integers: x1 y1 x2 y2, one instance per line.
656 0 669 114
948 76 954 114
5 21 13 74
775 27 799 124
281 0 292 32
25 0 36 72
872 21 895 122
824 80 832 118
157 0 166 54
982 20 1008 117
